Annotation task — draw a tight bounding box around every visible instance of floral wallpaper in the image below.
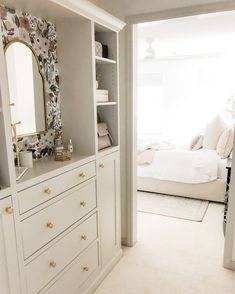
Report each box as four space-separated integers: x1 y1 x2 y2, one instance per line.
0 5 62 159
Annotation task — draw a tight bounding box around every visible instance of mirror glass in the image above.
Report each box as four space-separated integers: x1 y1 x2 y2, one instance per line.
5 42 46 136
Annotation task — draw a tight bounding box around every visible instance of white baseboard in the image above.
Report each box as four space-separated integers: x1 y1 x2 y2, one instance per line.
121 237 127 246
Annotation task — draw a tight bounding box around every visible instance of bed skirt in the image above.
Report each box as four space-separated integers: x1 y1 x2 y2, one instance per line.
137 177 226 203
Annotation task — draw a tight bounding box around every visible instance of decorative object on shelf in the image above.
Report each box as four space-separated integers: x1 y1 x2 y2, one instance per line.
55 137 63 149
67 139 74 154
95 40 109 58
96 70 101 87
102 44 108 58
55 149 71 161
95 41 102 57
11 121 21 167
0 5 62 159
96 89 109 102
97 122 113 150
19 151 33 168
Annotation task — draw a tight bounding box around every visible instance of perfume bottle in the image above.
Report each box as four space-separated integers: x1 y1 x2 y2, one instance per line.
67 139 73 153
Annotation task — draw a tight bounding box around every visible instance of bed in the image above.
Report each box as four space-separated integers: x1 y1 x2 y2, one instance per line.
137 148 227 202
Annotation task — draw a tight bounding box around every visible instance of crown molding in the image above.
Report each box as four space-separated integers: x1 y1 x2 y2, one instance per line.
52 0 126 31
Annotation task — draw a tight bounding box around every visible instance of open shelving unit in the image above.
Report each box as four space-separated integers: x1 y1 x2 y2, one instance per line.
56 20 121 157
95 23 119 154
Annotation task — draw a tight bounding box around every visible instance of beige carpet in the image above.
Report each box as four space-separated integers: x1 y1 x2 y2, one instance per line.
95 203 235 294
138 192 209 222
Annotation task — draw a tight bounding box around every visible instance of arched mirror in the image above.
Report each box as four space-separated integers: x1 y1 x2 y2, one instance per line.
5 41 46 136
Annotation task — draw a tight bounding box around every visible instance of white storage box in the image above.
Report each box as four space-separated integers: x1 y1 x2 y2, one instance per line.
96 89 109 102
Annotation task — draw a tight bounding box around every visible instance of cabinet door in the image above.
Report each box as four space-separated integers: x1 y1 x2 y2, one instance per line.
0 196 20 294
97 151 120 267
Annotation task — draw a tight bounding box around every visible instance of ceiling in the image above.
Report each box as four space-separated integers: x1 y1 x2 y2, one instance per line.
138 10 235 58
1 0 82 22
97 0 231 19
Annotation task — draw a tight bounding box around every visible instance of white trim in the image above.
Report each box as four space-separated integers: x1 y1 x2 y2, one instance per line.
126 1 235 24
51 0 125 32
125 2 235 269
125 22 137 246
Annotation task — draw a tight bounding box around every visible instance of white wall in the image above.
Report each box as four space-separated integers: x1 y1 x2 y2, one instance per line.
95 0 235 246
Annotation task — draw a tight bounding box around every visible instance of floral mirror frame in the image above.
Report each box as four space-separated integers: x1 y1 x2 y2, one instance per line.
0 5 62 159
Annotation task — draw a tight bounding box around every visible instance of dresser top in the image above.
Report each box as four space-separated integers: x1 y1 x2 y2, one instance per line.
16 153 95 191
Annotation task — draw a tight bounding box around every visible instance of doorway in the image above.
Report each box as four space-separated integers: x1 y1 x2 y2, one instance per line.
126 7 235 271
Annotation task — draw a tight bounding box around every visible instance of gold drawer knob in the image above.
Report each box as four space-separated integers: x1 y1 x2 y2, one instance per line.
5 206 14 214
80 201 86 207
83 266 89 272
44 187 52 195
46 222 54 229
49 261 57 268
79 172 86 178
99 163 104 168
81 235 87 241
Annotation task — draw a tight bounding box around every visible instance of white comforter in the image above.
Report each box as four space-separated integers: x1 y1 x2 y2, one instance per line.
138 149 226 184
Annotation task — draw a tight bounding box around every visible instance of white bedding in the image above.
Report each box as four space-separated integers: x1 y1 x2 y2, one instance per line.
138 149 226 184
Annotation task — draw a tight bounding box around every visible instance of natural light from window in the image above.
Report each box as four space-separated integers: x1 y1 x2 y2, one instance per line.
137 12 235 148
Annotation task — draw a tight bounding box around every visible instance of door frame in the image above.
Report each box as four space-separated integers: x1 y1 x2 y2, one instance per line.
126 1 235 269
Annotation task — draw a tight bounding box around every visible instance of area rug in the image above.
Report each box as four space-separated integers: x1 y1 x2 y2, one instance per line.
138 192 209 222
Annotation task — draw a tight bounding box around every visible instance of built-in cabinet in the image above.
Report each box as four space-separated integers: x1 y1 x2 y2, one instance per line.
0 0 125 293
98 152 120 267
0 196 20 294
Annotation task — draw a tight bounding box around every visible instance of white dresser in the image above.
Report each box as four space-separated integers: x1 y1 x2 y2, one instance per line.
17 157 99 293
9 152 121 294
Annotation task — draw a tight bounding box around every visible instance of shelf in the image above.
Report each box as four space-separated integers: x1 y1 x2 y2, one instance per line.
98 145 119 158
95 56 116 64
96 102 117 106
16 153 96 190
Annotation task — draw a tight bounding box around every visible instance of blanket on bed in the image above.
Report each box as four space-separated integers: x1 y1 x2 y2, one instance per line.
138 149 225 184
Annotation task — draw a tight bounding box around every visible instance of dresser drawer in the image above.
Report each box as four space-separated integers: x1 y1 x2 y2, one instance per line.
25 213 98 294
44 242 99 294
21 181 97 259
18 161 96 214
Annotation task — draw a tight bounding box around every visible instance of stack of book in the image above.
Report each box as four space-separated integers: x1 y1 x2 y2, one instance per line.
96 89 109 102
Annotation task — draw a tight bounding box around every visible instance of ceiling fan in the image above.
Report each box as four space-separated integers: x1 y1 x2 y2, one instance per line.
145 38 156 59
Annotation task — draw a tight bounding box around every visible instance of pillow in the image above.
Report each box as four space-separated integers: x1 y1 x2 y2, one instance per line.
192 136 203 151
190 134 201 150
189 133 203 150
138 149 155 165
216 126 234 159
203 115 227 149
